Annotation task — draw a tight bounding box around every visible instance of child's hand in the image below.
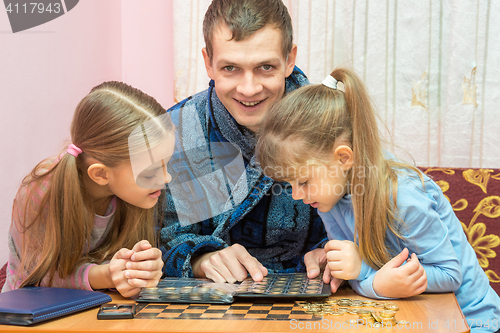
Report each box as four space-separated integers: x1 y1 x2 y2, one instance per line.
123 240 164 289
323 264 344 293
304 247 343 293
324 240 362 280
109 248 142 298
373 248 428 298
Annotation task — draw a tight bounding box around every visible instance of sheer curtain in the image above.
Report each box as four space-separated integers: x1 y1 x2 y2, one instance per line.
173 0 500 168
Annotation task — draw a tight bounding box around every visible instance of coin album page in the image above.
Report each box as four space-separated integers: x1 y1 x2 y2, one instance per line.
137 274 331 304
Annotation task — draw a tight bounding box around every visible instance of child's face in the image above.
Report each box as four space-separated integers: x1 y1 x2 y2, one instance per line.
286 162 349 213
107 138 175 209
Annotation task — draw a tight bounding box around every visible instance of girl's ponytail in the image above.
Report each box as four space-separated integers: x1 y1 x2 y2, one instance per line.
330 69 397 269
18 150 92 287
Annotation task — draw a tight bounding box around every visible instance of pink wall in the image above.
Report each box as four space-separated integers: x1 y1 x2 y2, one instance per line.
0 0 174 266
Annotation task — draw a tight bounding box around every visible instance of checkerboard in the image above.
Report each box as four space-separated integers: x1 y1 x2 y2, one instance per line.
134 300 322 321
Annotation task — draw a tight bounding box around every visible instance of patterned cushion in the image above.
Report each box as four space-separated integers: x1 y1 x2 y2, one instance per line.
0 262 6 290
420 167 500 295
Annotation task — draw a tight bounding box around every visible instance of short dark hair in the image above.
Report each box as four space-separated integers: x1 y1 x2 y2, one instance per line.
203 0 293 60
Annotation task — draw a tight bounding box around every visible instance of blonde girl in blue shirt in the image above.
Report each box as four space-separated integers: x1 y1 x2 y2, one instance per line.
256 68 500 332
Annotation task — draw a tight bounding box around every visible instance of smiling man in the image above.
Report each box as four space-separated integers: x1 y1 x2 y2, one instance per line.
160 0 337 290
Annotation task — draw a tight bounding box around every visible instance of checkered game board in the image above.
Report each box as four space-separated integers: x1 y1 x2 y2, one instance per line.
134 300 322 321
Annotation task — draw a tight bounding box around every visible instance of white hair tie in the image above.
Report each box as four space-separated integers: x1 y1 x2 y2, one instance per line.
322 75 338 89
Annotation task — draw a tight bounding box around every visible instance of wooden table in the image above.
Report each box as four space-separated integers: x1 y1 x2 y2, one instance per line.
0 288 469 333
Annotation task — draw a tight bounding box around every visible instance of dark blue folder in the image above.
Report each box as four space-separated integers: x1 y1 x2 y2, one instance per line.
0 287 111 326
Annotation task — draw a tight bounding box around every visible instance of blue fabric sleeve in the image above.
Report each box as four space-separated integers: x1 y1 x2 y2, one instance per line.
351 175 462 298
395 176 462 292
159 189 227 278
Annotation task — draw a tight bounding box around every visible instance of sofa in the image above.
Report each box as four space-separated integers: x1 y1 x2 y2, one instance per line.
0 167 499 295
419 167 500 295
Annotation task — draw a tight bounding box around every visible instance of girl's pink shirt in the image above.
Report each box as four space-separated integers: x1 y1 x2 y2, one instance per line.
1 156 117 292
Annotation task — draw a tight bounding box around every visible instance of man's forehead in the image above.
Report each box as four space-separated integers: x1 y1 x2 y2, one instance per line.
210 24 285 61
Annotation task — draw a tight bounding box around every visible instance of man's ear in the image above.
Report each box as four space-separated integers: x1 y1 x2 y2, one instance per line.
202 47 215 80
333 145 354 171
285 44 297 77
87 163 110 186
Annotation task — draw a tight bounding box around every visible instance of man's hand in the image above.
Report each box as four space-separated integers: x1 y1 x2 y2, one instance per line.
373 248 428 298
191 244 268 283
304 248 343 293
122 240 164 289
325 240 362 280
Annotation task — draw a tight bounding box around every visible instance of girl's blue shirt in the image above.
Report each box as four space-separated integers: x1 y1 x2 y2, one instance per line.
318 170 500 332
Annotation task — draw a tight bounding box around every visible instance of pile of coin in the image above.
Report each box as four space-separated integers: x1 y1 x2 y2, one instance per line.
295 298 404 328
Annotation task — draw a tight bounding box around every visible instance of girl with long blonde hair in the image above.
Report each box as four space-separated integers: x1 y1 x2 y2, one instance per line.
257 68 500 332
3 81 175 298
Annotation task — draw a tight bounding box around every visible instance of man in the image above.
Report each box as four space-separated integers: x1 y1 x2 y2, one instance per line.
160 0 340 291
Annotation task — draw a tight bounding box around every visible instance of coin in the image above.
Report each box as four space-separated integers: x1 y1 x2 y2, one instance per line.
357 309 372 317
385 303 400 311
379 310 397 318
143 287 159 293
328 310 345 316
189 292 203 301
371 311 382 322
140 293 160 300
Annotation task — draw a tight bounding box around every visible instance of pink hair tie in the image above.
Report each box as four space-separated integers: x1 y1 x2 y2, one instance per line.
67 144 83 157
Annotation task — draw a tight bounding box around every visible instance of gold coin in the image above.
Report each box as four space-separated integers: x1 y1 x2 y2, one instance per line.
371 312 382 322
359 318 376 325
250 289 266 294
380 310 397 318
385 304 400 311
382 319 398 326
329 310 345 316
141 293 160 300
189 292 203 301
357 309 372 317
306 289 320 294
143 287 159 293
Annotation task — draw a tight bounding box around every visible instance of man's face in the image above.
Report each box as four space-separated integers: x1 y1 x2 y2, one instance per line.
203 24 297 132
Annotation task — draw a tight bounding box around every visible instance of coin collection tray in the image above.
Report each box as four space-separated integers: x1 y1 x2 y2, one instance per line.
137 277 237 304
136 273 331 304
235 273 331 298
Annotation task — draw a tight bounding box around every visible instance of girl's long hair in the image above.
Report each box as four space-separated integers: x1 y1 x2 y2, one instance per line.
257 68 421 269
16 81 173 287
